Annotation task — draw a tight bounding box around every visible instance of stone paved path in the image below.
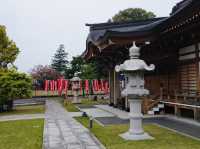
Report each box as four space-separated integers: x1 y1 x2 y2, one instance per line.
80 108 114 118
95 105 129 119
0 114 44 122
43 100 102 149
95 105 164 119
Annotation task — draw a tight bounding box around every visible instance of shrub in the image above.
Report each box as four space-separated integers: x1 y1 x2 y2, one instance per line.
0 70 32 111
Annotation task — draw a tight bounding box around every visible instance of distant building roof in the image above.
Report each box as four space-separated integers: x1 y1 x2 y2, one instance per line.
83 0 200 59
86 17 166 47
171 0 193 15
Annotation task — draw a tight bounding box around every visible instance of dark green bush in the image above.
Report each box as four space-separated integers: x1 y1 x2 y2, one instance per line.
0 70 32 111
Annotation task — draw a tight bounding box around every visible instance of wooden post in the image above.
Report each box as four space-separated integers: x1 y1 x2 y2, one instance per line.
108 71 111 104
194 108 200 121
109 70 114 106
195 43 200 93
113 71 121 107
114 70 116 106
160 87 163 100
125 96 129 110
175 105 180 117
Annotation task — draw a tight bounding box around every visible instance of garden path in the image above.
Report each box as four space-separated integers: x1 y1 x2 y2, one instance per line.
43 99 102 149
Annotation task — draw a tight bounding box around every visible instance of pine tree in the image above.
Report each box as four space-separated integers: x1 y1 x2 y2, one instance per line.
51 44 68 74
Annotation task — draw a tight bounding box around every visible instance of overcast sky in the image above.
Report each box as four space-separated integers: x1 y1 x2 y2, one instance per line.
0 0 181 72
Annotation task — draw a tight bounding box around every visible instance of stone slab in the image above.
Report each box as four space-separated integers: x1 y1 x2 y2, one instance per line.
120 132 154 140
43 100 103 149
81 108 114 118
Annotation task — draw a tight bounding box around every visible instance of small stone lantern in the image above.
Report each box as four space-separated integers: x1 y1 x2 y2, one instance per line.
71 73 81 104
115 42 155 140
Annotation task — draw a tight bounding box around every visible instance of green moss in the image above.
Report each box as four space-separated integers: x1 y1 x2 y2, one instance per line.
76 117 200 149
0 119 44 149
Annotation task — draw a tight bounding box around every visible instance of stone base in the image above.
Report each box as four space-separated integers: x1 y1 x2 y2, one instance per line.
72 98 81 104
120 132 154 141
72 101 81 104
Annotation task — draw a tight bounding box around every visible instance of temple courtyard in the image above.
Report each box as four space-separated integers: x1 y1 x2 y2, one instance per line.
1 0 200 149
0 98 200 149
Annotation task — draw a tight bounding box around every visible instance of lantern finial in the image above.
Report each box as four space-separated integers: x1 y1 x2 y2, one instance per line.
129 41 140 59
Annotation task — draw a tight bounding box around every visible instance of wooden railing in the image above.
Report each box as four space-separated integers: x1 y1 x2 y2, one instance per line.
142 94 160 114
158 88 200 105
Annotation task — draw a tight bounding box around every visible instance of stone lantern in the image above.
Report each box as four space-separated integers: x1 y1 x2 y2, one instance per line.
115 42 155 140
70 72 81 104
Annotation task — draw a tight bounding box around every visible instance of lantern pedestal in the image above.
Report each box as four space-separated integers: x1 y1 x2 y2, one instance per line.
71 73 81 104
120 99 153 140
72 90 81 104
120 132 153 141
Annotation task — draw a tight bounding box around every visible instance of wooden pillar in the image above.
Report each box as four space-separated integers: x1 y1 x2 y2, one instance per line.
125 96 129 110
109 70 114 105
195 43 200 92
108 71 111 104
114 70 120 107
160 87 163 100
175 105 181 117
194 108 200 121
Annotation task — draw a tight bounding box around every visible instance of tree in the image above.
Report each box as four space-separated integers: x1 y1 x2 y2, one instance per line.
81 63 97 80
51 44 68 74
0 70 32 111
65 56 98 80
90 58 108 79
65 56 85 79
0 25 32 111
30 65 62 88
0 25 20 69
111 8 156 22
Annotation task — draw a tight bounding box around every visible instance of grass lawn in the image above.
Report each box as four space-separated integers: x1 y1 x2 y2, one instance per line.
0 105 45 116
64 101 80 112
32 90 73 97
64 98 108 112
76 117 200 149
80 98 108 106
32 90 59 97
0 119 44 149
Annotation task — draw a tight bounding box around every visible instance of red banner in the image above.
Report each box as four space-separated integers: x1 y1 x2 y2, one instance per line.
104 81 109 94
85 80 89 94
79 81 82 95
44 80 49 91
64 80 69 95
43 79 109 96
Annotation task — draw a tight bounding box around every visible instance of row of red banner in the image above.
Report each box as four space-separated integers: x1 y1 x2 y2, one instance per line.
44 79 109 95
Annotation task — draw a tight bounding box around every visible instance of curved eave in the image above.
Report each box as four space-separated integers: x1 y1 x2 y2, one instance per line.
160 0 200 34
83 27 160 60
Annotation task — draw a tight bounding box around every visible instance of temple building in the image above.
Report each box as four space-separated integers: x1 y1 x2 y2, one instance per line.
82 0 200 121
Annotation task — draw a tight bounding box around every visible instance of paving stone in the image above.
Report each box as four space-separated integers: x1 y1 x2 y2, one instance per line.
87 146 102 149
67 144 82 149
43 100 102 149
81 108 114 118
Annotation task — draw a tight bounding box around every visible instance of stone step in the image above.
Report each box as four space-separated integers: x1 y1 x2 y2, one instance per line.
158 104 164 108
153 107 159 112
148 111 154 115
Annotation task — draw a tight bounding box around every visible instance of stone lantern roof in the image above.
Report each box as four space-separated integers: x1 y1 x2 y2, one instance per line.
70 73 81 82
115 42 155 73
